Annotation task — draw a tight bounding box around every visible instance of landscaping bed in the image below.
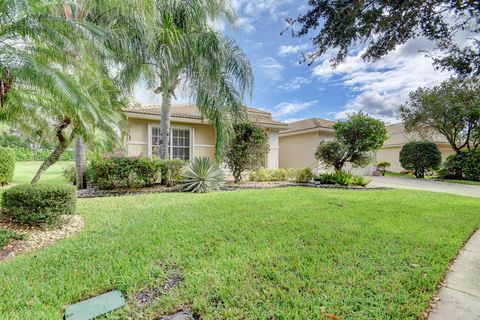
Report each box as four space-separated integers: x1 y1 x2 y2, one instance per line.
77 181 389 198
0 215 84 260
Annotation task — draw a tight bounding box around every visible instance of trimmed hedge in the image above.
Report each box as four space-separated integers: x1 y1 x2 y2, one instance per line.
88 156 185 190
438 150 480 181
1 184 76 226
11 147 75 161
400 141 442 178
0 148 15 186
249 167 313 182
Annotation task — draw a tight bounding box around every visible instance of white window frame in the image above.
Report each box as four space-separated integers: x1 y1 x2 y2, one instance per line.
148 124 194 160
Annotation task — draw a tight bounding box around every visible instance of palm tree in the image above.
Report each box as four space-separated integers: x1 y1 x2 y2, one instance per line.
0 0 99 121
129 0 253 160
1 0 144 184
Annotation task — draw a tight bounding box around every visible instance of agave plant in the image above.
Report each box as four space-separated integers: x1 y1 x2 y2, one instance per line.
181 157 225 193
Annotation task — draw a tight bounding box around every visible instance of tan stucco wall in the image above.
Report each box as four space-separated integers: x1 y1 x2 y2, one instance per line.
127 117 282 168
126 118 216 159
279 130 334 169
376 144 455 172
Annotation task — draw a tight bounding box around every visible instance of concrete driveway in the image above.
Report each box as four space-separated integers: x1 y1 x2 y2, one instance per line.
368 176 480 198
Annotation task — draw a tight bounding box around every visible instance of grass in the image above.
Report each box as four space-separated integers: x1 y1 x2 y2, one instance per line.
0 187 479 319
384 171 416 179
0 229 24 249
435 179 480 186
11 161 72 185
384 171 480 186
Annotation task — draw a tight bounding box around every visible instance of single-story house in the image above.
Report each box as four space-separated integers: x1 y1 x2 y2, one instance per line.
123 104 288 168
278 118 375 175
376 123 455 172
278 118 455 174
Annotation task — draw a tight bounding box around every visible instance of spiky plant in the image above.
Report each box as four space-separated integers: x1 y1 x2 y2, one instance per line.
181 156 225 193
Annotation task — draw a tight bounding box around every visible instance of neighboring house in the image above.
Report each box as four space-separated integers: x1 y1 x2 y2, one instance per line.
279 118 335 169
279 118 375 175
123 104 288 168
279 118 455 175
376 123 455 172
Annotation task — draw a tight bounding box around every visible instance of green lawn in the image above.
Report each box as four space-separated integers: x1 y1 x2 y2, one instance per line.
11 161 73 185
384 171 416 179
384 171 480 186
0 186 479 319
436 179 480 186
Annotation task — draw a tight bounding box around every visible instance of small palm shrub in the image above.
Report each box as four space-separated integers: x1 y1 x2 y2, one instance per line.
181 157 225 193
352 175 370 186
0 147 15 186
333 169 354 186
1 184 76 226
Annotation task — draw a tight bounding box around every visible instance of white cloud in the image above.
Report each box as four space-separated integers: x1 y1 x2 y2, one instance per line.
277 76 311 91
235 16 255 33
278 44 309 57
273 100 318 117
133 81 190 106
230 0 293 33
258 57 284 81
312 37 454 121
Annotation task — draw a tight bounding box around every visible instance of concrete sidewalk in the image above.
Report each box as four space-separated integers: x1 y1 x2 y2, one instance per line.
428 229 480 320
369 176 480 198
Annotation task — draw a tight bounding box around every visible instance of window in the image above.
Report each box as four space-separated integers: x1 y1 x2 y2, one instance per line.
151 127 161 157
171 128 190 160
150 127 191 160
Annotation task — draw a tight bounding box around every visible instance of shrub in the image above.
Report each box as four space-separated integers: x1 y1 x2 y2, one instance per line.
11 147 76 161
377 161 391 176
63 164 77 185
352 175 371 187
249 168 288 182
399 141 442 178
316 113 387 171
0 147 15 186
296 167 313 183
181 157 224 193
225 123 269 183
0 229 25 249
88 156 164 189
1 184 76 226
314 173 337 185
333 169 354 186
438 150 480 181
162 159 186 187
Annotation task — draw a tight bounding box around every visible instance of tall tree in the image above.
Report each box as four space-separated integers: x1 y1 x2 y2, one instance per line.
0 0 99 122
399 77 480 153
288 1 480 77
129 0 253 160
315 113 388 171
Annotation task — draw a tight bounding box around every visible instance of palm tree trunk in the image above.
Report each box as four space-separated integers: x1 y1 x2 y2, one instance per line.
75 137 87 189
32 118 72 183
159 89 172 159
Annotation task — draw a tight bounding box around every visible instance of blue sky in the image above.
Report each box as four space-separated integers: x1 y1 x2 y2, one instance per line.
135 0 463 124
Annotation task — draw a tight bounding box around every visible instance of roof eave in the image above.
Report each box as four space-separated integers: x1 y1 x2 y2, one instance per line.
279 126 334 137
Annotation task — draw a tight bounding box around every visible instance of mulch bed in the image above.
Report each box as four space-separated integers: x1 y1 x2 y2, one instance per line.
77 182 389 198
0 215 84 261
